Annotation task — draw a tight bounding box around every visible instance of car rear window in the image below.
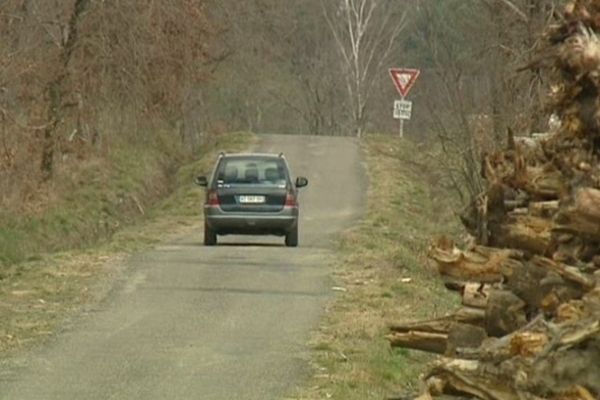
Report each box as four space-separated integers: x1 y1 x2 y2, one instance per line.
215 157 289 186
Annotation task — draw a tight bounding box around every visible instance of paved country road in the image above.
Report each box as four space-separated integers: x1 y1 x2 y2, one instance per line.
0 134 366 400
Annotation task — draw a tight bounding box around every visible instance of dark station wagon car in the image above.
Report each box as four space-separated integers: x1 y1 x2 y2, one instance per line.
195 153 308 247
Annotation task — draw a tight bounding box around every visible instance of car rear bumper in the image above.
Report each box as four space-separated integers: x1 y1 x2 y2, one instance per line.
204 206 298 235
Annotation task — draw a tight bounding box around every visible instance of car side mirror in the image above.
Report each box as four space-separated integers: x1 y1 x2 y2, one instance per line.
295 176 308 188
195 176 208 187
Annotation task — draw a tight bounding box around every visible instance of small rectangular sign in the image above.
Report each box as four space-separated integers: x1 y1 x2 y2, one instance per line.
393 100 413 120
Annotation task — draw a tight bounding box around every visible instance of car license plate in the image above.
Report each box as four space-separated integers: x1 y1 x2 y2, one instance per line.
239 195 265 204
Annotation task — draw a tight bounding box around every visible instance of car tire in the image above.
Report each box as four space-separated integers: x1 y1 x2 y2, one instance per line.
204 223 217 246
285 225 299 247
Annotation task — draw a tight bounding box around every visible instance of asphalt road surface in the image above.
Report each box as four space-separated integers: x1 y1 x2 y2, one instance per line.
0 134 366 400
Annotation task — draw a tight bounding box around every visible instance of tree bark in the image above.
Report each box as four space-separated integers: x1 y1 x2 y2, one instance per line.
390 307 487 335
40 0 90 181
556 188 600 240
484 290 527 337
430 245 523 283
388 331 448 354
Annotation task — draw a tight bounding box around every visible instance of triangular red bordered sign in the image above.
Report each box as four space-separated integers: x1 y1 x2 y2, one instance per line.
389 68 420 98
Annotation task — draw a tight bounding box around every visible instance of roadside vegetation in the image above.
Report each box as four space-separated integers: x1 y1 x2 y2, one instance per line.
1 0 565 394
0 133 255 266
1 0 554 268
0 132 256 356
297 135 461 399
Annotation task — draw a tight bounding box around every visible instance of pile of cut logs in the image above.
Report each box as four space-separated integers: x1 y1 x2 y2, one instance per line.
388 1 600 399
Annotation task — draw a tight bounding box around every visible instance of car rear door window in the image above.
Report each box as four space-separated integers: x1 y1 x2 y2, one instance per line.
216 158 288 187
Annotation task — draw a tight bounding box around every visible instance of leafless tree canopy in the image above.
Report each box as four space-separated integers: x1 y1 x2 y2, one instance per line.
1 0 562 209
0 0 216 203
406 0 557 203
322 0 408 137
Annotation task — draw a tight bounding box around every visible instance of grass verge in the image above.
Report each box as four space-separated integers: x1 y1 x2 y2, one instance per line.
0 132 256 356
0 132 253 266
296 135 461 399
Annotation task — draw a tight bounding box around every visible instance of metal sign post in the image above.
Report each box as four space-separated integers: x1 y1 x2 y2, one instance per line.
400 119 405 139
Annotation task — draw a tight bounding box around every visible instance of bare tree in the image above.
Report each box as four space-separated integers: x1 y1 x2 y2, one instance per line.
0 0 217 207
322 0 407 137
408 0 555 203
273 0 345 135
39 0 90 181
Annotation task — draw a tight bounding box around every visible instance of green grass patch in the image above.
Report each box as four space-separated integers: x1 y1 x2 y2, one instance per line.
297 135 462 400
0 132 256 266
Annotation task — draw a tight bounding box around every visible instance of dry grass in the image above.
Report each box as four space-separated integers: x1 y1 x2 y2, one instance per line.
295 135 461 400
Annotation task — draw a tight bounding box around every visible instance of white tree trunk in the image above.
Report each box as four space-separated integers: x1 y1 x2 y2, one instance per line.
323 0 406 137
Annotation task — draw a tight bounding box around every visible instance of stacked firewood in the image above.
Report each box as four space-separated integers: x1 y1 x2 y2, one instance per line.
388 1 600 399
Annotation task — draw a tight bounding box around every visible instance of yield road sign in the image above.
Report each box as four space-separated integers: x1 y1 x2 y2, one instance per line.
393 99 412 120
389 68 420 97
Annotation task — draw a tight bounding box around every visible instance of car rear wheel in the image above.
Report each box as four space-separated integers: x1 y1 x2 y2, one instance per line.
204 223 217 246
285 225 298 247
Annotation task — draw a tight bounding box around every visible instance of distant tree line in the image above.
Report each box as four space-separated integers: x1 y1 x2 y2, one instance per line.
0 0 561 208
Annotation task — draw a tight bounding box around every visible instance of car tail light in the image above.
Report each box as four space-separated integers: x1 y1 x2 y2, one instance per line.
207 190 220 207
284 192 297 208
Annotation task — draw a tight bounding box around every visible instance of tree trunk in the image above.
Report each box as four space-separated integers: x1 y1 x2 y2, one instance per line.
39 0 90 181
